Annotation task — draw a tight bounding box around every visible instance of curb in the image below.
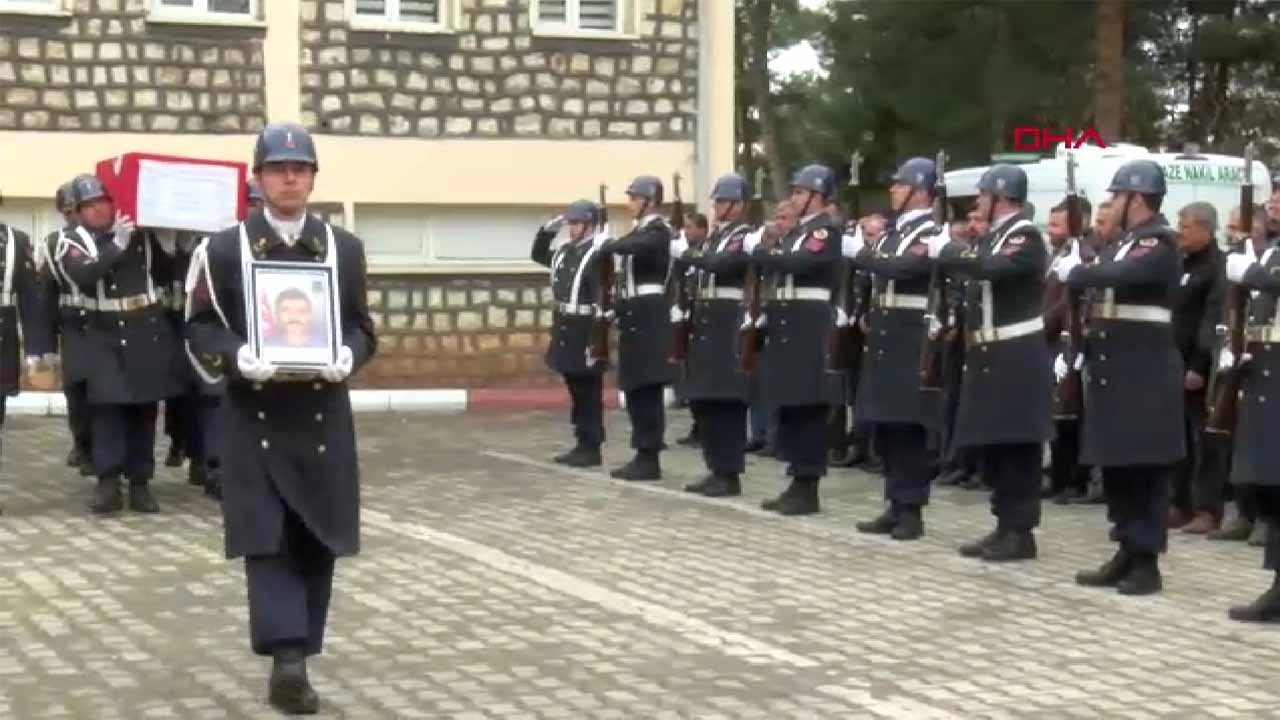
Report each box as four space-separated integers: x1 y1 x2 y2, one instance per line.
8 388 677 416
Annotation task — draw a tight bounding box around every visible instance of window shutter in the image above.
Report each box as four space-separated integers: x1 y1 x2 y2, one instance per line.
578 0 617 30
399 0 438 22
354 0 386 16
538 0 567 23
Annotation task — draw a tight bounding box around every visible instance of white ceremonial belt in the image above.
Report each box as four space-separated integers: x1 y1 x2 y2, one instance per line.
699 288 744 301
0 293 15 308
1245 326 1280 344
1095 304 1172 323
970 316 1044 344
879 294 928 310
89 294 160 312
619 283 664 299
556 302 597 316
770 287 829 302
58 295 84 308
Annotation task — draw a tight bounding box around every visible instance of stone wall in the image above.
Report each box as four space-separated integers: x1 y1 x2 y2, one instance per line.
0 0 266 133
299 0 698 140
356 273 562 389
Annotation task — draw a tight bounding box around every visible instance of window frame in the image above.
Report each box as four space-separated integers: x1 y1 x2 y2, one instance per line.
0 0 69 17
346 0 455 35
148 0 262 25
530 0 636 39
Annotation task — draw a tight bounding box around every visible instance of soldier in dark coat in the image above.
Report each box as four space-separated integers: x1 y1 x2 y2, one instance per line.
754 164 843 516
929 164 1053 561
678 174 754 497
1053 159 1185 596
42 181 95 476
1223 213 1280 622
600 176 676 481
852 157 943 539
672 212 708 448
58 175 186 514
531 199 607 468
1168 202 1226 534
186 123 376 715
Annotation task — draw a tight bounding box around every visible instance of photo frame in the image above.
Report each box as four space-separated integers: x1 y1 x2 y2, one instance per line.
246 260 340 373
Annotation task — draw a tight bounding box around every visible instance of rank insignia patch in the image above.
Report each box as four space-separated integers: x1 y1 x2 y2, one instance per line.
1138 237 1158 247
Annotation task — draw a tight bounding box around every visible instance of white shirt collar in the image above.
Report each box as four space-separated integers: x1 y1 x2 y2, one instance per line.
896 208 931 229
993 210 1020 230
265 207 306 246
800 212 822 224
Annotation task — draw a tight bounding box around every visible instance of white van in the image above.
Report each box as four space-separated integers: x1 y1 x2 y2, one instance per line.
943 143 1271 240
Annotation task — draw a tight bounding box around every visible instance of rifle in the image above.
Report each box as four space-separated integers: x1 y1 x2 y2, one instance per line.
737 169 767 375
1205 144 1257 435
667 173 693 362
828 152 864 371
1053 153 1086 419
918 149 949 391
588 183 614 368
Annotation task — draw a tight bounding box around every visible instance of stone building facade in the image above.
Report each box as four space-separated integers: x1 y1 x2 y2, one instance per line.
0 0 734 391
0 0 266 133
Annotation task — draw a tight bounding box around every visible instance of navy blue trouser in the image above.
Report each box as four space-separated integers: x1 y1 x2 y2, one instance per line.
91 403 158 481
693 399 747 475
874 422 932 508
244 508 336 657
65 380 92 458
1104 465 1171 554
778 404 828 478
624 383 665 452
564 373 604 449
979 443 1042 531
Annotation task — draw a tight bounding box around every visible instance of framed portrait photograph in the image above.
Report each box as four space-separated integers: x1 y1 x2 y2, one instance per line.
246 261 341 373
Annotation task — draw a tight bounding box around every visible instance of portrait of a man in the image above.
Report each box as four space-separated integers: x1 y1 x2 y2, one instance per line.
265 286 327 349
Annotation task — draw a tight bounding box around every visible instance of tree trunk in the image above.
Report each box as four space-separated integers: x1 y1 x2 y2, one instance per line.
1094 0 1125 140
747 0 788 201
734 4 756 180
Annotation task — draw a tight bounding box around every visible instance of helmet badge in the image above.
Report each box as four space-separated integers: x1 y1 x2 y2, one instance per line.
285 130 296 149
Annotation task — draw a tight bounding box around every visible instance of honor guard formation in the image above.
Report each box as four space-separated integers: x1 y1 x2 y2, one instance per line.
531 150 1280 626
4 124 1280 717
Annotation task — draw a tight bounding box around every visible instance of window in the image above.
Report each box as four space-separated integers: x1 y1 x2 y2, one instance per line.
356 204 559 268
534 0 623 33
351 0 445 28
0 0 65 14
152 0 256 16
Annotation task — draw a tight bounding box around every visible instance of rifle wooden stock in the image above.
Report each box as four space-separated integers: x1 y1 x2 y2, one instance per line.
668 261 693 362
737 267 762 375
588 183 613 368
1054 289 1085 419
1206 148 1256 436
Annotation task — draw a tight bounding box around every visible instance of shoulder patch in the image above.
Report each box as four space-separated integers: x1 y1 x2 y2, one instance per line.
1006 236 1024 245
813 228 829 240
1138 237 1158 247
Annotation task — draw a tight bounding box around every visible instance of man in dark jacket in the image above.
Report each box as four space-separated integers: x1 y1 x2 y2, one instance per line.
186 122 377 715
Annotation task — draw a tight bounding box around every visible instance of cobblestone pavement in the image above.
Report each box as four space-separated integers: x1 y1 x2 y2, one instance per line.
2 409 1280 719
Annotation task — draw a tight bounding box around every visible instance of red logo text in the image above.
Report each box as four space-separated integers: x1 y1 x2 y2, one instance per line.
1012 127 1107 152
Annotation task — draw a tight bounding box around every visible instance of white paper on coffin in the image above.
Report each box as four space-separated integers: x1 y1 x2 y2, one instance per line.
135 159 240 233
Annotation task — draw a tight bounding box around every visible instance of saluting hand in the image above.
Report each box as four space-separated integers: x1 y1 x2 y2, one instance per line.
1225 252 1257 284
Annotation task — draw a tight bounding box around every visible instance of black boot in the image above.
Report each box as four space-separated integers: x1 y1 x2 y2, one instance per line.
128 481 160 513
164 443 184 468
187 462 206 487
855 508 896 535
775 476 819 516
204 472 223 500
1075 548 1133 587
610 451 660 481
761 479 797 511
1249 521 1269 547
959 528 1003 558
683 473 714 493
89 477 124 515
268 647 319 715
890 506 924 541
701 473 741 498
1228 575 1280 623
554 445 602 468
983 530 1037 562
744 437 766 453
935 467 969 487
1117 552 1162 595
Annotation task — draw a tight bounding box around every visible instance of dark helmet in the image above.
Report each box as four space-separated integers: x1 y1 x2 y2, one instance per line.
625 175 664 205
70 174 109 207
564 199 598 225
891 157 937 192
790 164 836 199
977 164 1029 202
253 122 318 170
710 173 750 202
245 180 263 204
1107 159 1166 197
55 181 77 212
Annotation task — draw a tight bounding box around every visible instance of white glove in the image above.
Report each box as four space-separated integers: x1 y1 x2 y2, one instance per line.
236 344 276 382
1051 253 1081 282
1218 348 1254 370
835 306 850 327
111 211 136 250
1053 353 1083 382
754 312 768 329
155 230 178 256
670 231 689 257
740 311 754 330
925 227 951 258
1225 253 1257 283
841 227 864 258
602 308 616 322
669 304 687 324
542 215 566 233
743 227 765 253
320 345 354 383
